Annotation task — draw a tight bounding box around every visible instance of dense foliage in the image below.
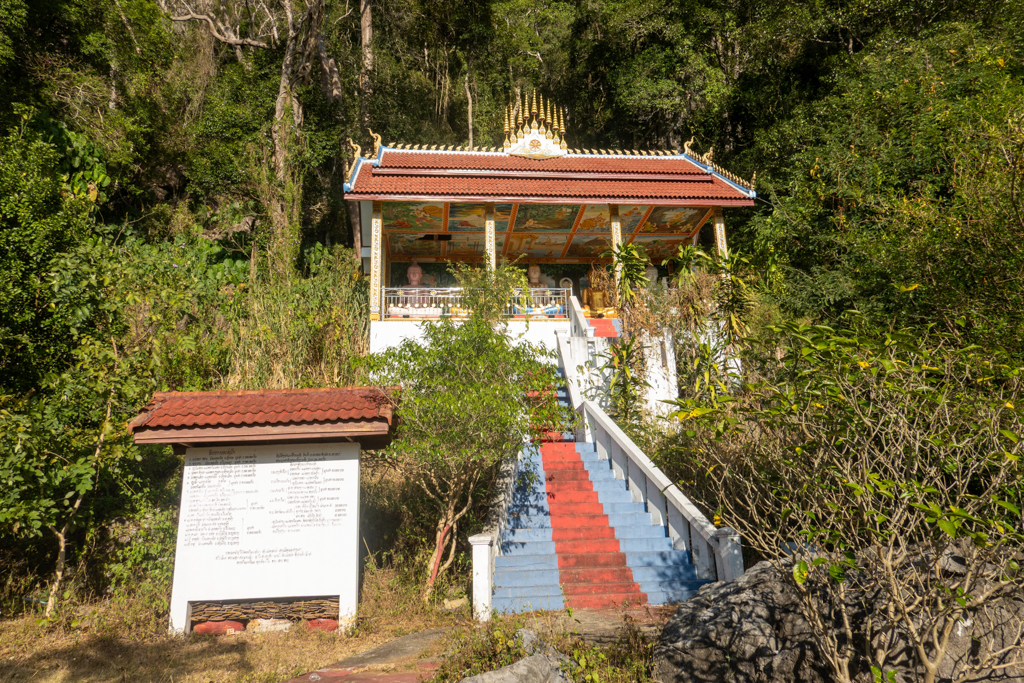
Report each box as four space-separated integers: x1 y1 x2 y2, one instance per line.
1 0 1023 646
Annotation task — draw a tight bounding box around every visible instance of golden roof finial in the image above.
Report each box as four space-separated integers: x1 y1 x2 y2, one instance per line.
538 94 547 136
559 108 568 149
367 128 382 157
683 136 695 156
503 107 511 150
514 94 524 138
530 91 538 131
545 100 554 139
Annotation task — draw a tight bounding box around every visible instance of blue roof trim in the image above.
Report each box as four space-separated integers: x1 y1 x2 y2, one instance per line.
676 152 757 200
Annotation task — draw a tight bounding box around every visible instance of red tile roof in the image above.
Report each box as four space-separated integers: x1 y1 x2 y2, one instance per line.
349 165 751 204
129 387 394 447
378 151 709 176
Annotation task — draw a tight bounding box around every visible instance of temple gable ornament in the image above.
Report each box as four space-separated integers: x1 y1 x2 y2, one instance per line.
505 91 568 159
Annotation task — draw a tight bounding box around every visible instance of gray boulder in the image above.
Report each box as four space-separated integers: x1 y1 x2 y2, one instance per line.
457 654 570 683
656 561 829 683
458 629 571 683
656 560 1024 683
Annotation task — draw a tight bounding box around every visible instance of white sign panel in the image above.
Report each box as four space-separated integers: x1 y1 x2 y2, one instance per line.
168 442 360 633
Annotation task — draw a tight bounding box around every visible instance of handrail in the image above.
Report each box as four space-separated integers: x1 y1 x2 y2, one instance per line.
567 294 594 339
578 399 743 583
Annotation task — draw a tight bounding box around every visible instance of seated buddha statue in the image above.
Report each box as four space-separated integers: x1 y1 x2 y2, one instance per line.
389 260 442 317
581 267 617 318
522 264 563 316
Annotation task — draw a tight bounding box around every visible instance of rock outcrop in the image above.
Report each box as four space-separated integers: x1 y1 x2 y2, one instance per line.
656 560 1024 683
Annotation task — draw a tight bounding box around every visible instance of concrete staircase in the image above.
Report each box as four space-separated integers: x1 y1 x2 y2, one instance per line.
492 437 709 613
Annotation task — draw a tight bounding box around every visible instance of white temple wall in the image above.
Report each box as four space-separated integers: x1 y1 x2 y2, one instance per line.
369 320 570 356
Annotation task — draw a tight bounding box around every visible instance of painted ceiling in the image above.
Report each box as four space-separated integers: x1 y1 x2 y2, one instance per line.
382 202 712 260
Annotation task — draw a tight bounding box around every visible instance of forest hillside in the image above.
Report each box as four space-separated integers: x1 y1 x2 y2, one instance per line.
1 0 1023 668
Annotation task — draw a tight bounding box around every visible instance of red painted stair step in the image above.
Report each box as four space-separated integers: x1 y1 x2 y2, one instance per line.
562 582 641 595
559 566 637 583
568 593 646 609
557 552 628 568
539 441 647 610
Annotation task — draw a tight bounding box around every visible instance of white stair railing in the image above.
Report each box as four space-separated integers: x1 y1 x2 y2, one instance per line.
578 399 743 582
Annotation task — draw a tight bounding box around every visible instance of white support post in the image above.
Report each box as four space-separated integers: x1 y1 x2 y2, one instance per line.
485 203 496 270
692 535 717 580
627 456 644 504
469 533 494 621
667 505 691 553
646 477 667 527
369 201 383 321
713 208 728 258
714 526 744 582
610 441 627 482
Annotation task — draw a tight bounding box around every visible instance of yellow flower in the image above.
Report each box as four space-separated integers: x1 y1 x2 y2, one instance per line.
1006 402 1015 410
858 361 870 369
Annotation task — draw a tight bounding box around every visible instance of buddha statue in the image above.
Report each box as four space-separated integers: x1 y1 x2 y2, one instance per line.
406 260 424 287
526 264 548 292
645 264 660 289
581 267 617 318
389 260 442 317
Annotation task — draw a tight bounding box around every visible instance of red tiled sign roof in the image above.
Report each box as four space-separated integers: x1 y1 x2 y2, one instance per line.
129 387 394 447
344 149 755 205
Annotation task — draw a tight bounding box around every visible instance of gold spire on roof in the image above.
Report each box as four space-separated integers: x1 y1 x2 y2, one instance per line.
559 108 568 150
538 93 547 136
503 106 511 150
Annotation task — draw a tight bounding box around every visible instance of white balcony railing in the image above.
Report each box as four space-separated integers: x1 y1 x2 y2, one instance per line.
382 287 570 320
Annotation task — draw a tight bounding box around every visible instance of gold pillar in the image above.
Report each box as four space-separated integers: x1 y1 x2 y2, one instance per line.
485 203 496 270
370 201 383 321
609 204 622 283
713 208 729 258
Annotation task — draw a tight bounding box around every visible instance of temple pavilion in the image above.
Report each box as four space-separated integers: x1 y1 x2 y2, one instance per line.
343 93 755 328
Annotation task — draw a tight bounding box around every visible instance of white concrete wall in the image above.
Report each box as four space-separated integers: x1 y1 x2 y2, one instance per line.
369 319 571 356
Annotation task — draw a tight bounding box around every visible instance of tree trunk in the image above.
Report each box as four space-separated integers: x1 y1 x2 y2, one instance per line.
464 63 473 148
44 526 68 619
359 0 373 125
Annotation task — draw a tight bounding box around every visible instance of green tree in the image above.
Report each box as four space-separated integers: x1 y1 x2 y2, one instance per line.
366 263 566 600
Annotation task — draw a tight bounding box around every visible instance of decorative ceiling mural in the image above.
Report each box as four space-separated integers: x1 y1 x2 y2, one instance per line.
446 203 514 232
636 206 706 235
574 205 610 233
564 235 611 258
620 205 650 233
505 233 570 258
512 204 581 232
446 235 488 259
388 234 442 259
383 202 445 232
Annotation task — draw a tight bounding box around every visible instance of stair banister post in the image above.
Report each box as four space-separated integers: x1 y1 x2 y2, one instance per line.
646 475 667 527
469 533 494 621
666 503 691 554
713 526 744 582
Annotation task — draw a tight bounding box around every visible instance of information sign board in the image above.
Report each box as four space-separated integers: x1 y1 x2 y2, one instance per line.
168 442 360 633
